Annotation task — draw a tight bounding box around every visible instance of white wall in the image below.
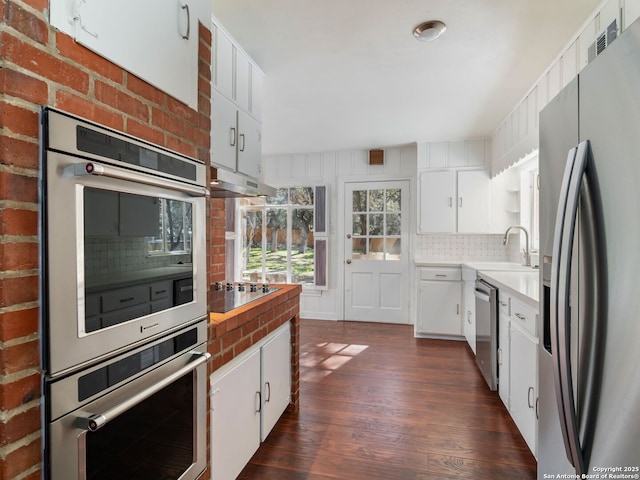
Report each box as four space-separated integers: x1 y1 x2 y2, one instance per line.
262 145 417 320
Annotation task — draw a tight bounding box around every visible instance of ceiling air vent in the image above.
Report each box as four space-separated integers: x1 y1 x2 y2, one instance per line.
588 19 619 63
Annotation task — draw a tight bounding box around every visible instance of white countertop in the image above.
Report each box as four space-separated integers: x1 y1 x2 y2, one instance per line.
478 270 540 306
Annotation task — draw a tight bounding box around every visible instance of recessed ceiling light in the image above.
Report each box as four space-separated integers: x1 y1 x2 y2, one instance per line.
412 20 447 42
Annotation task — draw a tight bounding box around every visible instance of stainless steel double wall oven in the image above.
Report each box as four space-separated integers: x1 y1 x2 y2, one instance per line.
41 108 210 480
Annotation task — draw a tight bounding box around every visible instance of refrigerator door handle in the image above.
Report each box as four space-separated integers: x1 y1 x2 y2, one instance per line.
551 141 590 474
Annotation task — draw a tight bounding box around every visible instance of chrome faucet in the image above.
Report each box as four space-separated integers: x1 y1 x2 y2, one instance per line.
503 225 530 267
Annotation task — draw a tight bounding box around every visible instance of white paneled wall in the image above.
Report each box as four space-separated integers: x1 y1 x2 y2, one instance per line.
262 145 417 320
492 0 640 175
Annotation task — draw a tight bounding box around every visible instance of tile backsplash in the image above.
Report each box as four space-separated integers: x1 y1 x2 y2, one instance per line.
415 234 522 262
85 237 191 276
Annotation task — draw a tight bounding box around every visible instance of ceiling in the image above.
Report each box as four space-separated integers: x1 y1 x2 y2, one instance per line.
211 0 600 156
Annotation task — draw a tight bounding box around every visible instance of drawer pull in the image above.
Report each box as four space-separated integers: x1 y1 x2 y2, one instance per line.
499 301 508 307
435 274 447 278
119 297 135 303
154 289 167 295
514 313 526 321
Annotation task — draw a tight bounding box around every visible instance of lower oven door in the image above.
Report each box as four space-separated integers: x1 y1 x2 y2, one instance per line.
47 325 209 480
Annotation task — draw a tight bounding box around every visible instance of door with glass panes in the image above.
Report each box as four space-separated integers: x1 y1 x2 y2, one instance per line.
344 181 409 323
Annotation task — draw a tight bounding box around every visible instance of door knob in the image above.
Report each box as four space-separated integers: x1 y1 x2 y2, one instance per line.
346 234 351 239
346 259 352 264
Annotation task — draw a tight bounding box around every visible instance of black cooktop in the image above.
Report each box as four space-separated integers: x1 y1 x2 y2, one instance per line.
209 283 279 313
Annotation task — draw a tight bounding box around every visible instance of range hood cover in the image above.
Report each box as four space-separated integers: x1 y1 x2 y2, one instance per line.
209 167 276 198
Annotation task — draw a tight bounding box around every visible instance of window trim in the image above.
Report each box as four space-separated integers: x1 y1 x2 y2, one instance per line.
235 185 328 289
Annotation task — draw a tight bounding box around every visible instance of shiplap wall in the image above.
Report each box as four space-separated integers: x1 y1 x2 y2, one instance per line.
262 145 417 320
492 0 640 175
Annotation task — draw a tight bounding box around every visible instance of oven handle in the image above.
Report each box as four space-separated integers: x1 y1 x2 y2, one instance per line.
77 351 211 432
69 161 210 197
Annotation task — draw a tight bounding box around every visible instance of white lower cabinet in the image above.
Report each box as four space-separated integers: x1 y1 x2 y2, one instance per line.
496 291 538 458
416 267 462 337
211 323 291 480
497 309 510 408
461 267 477 353
509 323 538 456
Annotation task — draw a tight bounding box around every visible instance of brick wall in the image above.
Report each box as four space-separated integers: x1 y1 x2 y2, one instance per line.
0 1 218 478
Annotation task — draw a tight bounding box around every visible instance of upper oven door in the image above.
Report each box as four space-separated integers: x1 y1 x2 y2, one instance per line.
42 150 208 377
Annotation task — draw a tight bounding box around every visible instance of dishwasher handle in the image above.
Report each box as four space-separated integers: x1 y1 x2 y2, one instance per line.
474 288 491 303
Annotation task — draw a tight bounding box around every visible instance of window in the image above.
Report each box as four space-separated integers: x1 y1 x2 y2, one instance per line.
518 155 539 252
148 199 192 254
237 187 327 287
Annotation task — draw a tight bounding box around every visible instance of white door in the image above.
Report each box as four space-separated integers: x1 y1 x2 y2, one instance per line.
344 181 409 323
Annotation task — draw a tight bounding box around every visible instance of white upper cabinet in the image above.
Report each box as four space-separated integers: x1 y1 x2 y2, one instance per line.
418 169 491 233
213 26 234 100
211 17 263 121
49 0 207 110
210 17 264 176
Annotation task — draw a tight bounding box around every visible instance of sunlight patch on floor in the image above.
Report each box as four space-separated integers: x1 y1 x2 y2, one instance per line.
300 342 369 382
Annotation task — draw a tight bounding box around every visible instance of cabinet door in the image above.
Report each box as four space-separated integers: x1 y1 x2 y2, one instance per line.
211 350 261 480
213 24 234 99
261 324 291 440
509 324 538 455
463 280 476 353
251 65 263 119
498 311 510 408
418 170 455 233
237 109 262 178
84 188 118 236
119 193 159 237
53 0 200 109
234 48 251 111
457 170 491 233
211 90 238 171
417 280 462 335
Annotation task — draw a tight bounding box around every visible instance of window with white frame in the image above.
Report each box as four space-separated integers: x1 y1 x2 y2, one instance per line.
237 186 327 287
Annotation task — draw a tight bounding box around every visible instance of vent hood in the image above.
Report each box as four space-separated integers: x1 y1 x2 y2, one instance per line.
209 167 276 198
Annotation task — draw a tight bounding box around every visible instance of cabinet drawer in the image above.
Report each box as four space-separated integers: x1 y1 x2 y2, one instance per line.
419 268 461 281
150 281 172 301
101 284 149 313
510 298 537 337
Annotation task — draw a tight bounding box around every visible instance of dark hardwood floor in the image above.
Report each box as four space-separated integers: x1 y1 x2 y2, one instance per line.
238 319 536 480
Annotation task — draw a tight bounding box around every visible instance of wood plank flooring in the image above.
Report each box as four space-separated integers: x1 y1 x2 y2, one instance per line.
238 320 536 480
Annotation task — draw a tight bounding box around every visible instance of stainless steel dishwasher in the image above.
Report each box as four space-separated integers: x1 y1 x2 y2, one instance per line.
475 279 498 390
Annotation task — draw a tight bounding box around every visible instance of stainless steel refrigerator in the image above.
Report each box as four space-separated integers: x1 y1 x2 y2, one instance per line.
538 17 640 478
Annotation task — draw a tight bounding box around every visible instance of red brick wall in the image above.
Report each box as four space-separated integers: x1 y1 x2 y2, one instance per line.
0 1 219 478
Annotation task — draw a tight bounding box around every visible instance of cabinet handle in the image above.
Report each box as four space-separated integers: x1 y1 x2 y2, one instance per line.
536 397 539 419
456 304 460 315
459 197 463 207
435 274 447 278
466 311 471 324
180 3 191 40
528 386 534 409
265 382 271 403
255 391 261 413
448 197 453 207
514 313 526 321
498 348 502 365
230 127 236 147
239 133 246 152
499 300 508 307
